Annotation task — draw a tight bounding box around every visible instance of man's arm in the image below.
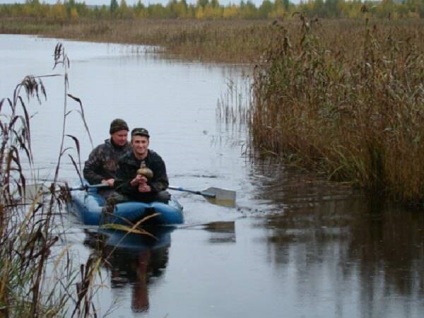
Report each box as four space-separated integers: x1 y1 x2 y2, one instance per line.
114 160 138 196
83 147 104 185
148 154 169 193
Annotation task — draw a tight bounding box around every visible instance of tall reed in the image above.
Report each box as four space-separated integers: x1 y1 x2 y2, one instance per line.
0 44 100 317
250 18 424 203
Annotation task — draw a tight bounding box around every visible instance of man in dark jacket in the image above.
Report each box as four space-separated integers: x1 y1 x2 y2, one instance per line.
83 118 131 188
114 127 170 203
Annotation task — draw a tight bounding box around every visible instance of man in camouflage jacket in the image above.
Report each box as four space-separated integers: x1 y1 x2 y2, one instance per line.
83 119 131 187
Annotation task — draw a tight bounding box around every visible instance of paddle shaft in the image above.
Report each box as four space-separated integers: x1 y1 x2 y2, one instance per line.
168 186 215 198
81 184 236 207
73 184 216 199
68 184 217 198
68 183 110 191
40 184 230 201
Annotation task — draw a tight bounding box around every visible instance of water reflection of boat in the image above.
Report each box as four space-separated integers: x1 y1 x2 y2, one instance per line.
83 226 174 313
70 185 184 226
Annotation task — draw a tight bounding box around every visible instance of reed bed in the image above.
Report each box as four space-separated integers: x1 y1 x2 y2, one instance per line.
0 44 104 317
1 18 271 63
57 19 272 63
249 17 424 203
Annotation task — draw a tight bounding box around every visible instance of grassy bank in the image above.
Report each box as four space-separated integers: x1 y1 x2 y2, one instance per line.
0 18 271 63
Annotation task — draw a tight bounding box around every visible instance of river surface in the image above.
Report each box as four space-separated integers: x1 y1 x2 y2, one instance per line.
1 35 424 318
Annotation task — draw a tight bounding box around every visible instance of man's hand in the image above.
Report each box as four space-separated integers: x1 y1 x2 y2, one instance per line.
102 178 115 187
138 183 151 193
130 174 147 187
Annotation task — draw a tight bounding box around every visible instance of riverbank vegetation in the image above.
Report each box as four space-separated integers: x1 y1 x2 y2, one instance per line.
250 17 424 204
1 0 424 63
0 0 423 21
0 45 103 317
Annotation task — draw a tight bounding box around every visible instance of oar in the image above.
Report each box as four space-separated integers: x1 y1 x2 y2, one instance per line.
68 183 110 191
22 183 110 202
24 183 237 207
168 186 236 208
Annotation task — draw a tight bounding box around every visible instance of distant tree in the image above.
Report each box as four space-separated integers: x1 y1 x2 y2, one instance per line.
117 0 133 18
313 0 325 16
197 0 209 8
239 0 257 18
146 3 168 18
258 0 273 18
223 4 239 18
120 0 128 10
47 3 67 23
272 0 287 18
324 0 342 17
377 0 395 18
134 0 146 18
110 0 118 13
203 3 223 18
167 0 189 18
135 0 145 9
210 0 220 8
69 7 79 21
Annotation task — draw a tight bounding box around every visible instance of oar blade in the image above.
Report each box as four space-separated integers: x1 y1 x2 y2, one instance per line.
203 187 236 201
202 187 236 207
168 185 237 207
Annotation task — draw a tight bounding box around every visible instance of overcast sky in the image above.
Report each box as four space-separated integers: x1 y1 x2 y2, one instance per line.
0 0 272 6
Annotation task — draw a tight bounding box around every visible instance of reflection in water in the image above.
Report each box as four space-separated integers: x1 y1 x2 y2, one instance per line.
83 227 173 313
348 199 424 305
182 221 237 244
249 158 424 316
204 221 236 244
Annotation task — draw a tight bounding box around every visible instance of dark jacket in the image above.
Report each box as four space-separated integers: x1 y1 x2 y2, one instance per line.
83 139 131 185
114 149 169 202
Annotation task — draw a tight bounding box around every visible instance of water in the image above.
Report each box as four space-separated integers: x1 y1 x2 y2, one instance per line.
1 34 423 318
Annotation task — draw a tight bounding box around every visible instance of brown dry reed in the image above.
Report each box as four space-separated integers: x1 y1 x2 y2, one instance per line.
249 17 424 204
0 44 102 317
1 19 271 64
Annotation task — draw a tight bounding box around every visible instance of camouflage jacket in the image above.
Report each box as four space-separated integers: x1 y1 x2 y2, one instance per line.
114 149 169 202
83 139 131 185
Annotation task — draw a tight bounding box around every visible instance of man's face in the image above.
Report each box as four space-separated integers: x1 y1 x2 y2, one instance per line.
131 135 149 158
111 130 128 147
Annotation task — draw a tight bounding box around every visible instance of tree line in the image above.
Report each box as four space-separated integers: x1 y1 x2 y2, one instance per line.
0 0 423 21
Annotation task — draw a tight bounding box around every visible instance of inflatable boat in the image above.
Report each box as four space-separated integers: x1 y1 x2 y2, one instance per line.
69 185 184 227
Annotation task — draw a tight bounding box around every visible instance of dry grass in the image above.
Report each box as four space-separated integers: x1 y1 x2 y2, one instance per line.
0 44 102 317
1 18 272 63
249 17 424 203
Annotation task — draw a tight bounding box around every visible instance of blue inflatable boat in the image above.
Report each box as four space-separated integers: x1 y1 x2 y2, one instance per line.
69 185 184 227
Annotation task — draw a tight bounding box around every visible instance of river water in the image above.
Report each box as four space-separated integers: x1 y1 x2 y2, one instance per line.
1 35 424 318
